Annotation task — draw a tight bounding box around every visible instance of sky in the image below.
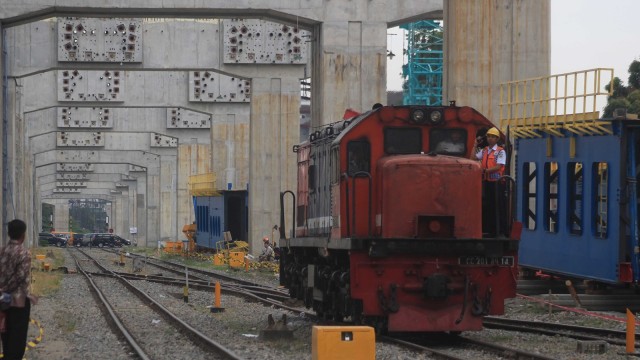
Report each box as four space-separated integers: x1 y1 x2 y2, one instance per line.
386 0 640 102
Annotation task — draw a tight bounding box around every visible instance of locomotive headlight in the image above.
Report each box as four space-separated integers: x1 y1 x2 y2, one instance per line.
428 110 443 124
410 109 426 123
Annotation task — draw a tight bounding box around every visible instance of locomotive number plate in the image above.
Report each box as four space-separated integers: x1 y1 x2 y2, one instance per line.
458 256 514 266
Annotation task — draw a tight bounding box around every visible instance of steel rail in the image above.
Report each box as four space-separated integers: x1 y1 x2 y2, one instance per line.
380 336 468 360
111 249 273 288
458 336 557 360
69 251 152 360
76 248 242 359
484 316 639 347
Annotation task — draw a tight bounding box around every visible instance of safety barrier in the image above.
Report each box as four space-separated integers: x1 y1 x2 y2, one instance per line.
499 68 614 138
188 173 219 196
0 317 44 359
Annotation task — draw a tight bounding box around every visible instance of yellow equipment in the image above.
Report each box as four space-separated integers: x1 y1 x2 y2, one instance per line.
212 231 249 268
163 241 184 254
182 223 197 253
312 326 375 360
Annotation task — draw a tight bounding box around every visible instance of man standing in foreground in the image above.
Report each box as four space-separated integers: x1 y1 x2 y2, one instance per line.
0 219 37 360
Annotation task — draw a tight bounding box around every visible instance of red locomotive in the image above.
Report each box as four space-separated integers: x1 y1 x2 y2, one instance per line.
279 103 520 333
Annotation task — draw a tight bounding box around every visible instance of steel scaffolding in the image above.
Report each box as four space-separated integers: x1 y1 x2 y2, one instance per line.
401 20 443 105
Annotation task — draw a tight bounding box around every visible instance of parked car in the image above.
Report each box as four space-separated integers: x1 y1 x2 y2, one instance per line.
89 233 122 248
73 234 84 247
115 235 132 246
38 232 67 247
52 232 77 246
80 233 95 247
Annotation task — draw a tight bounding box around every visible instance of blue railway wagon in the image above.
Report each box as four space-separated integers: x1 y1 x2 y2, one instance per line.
515 118 640 284
193 190 248 249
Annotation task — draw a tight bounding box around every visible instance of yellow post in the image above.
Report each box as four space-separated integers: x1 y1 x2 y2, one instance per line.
627 308 635 354
244 257 250 272
215 281 221 308
183 285 189 303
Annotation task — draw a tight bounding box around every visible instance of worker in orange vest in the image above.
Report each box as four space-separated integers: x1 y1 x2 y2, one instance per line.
472 127 507 237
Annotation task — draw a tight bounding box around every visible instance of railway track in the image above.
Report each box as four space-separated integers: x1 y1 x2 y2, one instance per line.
484 316 638 348
93 248 314 316
65 248 640 359
72 248 242 359
383 333 557 360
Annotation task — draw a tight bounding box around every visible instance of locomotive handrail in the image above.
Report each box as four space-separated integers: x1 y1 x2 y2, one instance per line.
498 175 516 238
279 191 296 247
351 171 373 237
342 173 351 236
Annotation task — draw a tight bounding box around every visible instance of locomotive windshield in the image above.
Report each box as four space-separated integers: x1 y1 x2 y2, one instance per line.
384 127 422 154
430 128 467 156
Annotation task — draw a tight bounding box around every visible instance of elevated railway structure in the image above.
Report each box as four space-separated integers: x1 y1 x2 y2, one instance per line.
0 1 549 253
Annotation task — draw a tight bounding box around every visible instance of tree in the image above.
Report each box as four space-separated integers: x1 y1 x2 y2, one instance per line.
605 77 629 99
628 60 640 89
603 97 630 118
603 59 640 117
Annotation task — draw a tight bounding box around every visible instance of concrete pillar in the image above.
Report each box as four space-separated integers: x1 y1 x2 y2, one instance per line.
53 200 69 232
443 0 550 122
248 77 299 254
136 175 147 246
160 154 178 240
176 143 212 240
105 202 112 231
128 186 137 243
0 22 4 243
311 21 388 127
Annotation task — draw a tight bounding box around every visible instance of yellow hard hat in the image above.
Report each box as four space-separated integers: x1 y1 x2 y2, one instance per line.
486 127 500 137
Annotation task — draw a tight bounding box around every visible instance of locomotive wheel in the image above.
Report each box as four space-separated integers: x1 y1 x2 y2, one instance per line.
350 300 363 324
364 317 388 336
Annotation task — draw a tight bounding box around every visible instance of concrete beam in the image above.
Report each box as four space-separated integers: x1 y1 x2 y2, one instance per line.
0 2 443 27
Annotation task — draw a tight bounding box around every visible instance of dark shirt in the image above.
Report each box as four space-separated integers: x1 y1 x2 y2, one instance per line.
0 240 31 294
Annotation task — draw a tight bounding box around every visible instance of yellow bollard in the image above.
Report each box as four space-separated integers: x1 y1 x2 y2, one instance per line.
627 308 635 354
183 285 189 303
210 281 224 313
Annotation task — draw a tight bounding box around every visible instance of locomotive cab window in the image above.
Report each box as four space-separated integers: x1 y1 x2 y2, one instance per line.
347 141 370 176
430 128 467 155
384 128 422 154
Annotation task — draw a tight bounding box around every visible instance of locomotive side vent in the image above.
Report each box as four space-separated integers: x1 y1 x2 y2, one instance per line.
416 215 454 238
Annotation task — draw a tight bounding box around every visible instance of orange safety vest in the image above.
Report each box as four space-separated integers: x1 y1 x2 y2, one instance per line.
482 145 505 181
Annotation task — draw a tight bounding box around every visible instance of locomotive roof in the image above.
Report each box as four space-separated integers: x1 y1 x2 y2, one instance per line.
330 108 375 145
